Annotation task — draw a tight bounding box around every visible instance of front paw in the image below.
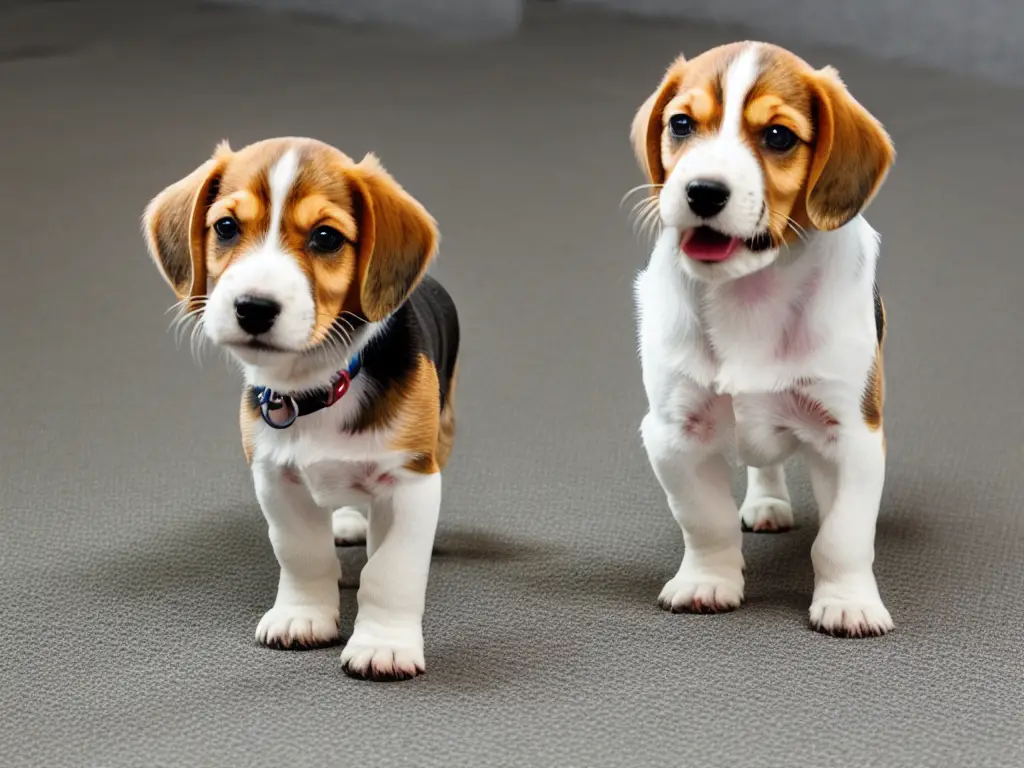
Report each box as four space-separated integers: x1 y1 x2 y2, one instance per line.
740 497 794 532
332 506 368 546
658 569 744 613
809 590 893 637
340 623 425 681
255 604 341 649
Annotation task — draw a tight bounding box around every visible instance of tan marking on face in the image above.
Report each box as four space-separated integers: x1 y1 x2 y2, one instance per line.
745 96 812 142
653 45 747 181
632 43 752 185
733 46 817 247
202 144 277 281
282 157 363 342
292 194 357 241
206 190 260 228
664 88 718 127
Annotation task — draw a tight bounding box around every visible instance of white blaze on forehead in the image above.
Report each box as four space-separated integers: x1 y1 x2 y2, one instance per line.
266 147 300 247
720 44 762 139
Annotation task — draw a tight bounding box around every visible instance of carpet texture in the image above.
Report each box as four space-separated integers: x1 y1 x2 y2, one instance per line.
1 2 1021 767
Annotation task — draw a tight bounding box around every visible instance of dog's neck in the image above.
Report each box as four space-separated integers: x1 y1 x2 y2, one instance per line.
654 221 862 308
238 319 386 396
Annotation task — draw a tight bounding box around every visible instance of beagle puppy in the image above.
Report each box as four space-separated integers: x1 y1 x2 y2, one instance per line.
630 43 896 636
143 137 459 679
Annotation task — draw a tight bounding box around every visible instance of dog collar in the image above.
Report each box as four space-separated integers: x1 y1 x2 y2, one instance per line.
253 354 362 430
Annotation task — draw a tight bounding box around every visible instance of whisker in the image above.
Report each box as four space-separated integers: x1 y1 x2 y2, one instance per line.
628 196 657 217
619 183 664 209
628 197 660 238
303 310 359 363
189 317 207 366
169 307 206 350
766 206 811 249
639 202 663 244
165 296 208 318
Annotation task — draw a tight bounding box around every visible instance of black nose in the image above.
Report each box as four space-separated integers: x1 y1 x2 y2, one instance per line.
686 179 731 219
234 295 281 336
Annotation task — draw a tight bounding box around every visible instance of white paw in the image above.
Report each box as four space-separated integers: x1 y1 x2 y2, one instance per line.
340 623 425 681
255 604 340 649
740 497 794 532
809 593 894 637
332 506 368 546
658 570 744 613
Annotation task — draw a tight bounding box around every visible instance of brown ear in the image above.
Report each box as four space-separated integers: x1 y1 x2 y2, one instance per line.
350 154 439 322
142 141 232 309
630 58 683 185
805 68 895 231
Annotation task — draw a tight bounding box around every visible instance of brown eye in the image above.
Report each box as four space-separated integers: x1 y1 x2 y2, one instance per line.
213 217 239 241
669 114 695 139
309 226 344 253
764 125 798 152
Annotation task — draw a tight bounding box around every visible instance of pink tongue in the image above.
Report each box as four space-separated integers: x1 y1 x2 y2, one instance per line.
681 229 741 262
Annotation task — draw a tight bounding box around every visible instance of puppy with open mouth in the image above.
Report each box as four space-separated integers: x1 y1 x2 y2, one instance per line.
631 42 896 636
143 137 458 679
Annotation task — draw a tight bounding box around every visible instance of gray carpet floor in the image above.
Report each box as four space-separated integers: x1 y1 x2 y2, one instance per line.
1 2 1022 766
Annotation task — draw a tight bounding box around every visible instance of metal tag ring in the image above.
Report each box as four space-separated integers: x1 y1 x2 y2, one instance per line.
259 392 299 430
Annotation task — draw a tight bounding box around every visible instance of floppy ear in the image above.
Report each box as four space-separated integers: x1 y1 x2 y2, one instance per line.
142 141 232 310
350 154 439 322
630 58 683 185
805 68 895 231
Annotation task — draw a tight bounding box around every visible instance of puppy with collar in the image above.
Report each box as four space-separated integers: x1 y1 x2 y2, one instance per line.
143 137 458 679
631 42 896 636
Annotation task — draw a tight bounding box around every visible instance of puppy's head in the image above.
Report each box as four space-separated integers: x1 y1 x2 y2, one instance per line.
142 137 437 368
631 42 894 282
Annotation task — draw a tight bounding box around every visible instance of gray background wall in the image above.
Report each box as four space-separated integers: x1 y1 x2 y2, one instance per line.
563 0 1024 86
15 0 1015 83
207 0 523 38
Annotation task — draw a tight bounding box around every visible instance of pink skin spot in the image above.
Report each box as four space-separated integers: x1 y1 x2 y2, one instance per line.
701 334 719 365
730 269 776 305
777 270 821 359
788 391 839 429
683 399 717 444
282 465 301 484
349 464 398 495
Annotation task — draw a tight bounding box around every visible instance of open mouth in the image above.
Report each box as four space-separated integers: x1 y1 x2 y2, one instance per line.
680 226 775 263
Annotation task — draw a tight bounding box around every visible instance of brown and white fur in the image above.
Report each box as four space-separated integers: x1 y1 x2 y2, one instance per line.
631 43 896 636
143 137 458 679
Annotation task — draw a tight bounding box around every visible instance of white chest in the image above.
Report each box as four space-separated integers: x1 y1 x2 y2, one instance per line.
251 405 411 506
637 223 878 398
296 459 404 507
731 389 840 465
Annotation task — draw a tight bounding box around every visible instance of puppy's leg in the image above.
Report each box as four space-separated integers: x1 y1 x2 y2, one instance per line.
642 408 745 613
364 496 392 560
341 472 441 680
806 429 892 637
332 506 368 546
739 464 794 533
252 462 341 649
